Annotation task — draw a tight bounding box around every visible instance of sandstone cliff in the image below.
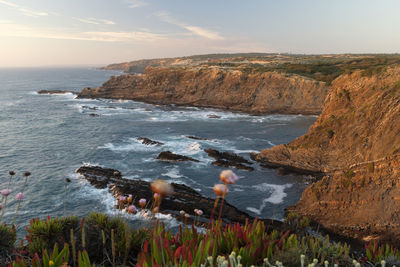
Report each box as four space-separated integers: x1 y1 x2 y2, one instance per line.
255 67 400 243
78 67 329 115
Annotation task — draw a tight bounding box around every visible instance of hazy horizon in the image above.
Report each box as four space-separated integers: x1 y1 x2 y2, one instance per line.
1 0 400 67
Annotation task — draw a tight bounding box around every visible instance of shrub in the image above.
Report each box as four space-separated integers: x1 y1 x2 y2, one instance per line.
0 224 16 261
26 216 79 256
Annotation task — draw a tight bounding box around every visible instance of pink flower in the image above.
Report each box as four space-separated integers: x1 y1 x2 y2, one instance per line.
139 198 146 208
1 189 12 197
16 192 24 201
213 184 228 196
0 203 2 210
153 193 161 201
195 209 203 216
119 196 126 202
128 205 137 214
220 170 239 184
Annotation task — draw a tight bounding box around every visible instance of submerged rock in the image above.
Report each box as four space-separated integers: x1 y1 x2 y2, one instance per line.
186 135 208 140
37 90 77 95
205 148 254 171
212 159 254 171
76 165 277 226
156 151 199 162
137 137 164 146
207 114 221 119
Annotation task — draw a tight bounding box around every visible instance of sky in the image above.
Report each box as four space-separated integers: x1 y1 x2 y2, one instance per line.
0 0 400 67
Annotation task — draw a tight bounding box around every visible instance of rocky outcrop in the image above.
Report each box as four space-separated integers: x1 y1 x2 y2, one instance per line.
76 165 284 227
37 90 77 94
205 148 254 171
78 67 329 115
137 137 164 146
186 136 207 141
254 66 400 243
156 151 199 162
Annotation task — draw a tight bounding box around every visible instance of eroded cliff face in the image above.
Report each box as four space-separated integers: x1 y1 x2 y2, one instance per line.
255 67 400 242
78 67 329 115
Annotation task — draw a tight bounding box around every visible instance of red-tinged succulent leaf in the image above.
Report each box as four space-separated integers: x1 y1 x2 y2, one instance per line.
143 240 149 253
188 251 193 265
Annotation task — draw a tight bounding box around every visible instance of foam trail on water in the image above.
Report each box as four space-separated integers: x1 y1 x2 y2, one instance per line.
246 183 292 215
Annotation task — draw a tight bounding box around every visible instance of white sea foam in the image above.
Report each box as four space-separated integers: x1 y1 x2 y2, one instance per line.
99 138 161 152
246 183 292 215
188 142 201 151
267 141 276 147
162 166 183 179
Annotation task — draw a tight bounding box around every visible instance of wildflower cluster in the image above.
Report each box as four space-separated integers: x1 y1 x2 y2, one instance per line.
0 171 31 224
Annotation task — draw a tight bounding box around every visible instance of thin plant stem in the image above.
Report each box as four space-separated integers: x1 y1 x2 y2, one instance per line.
208 197 220 228
217 183 228 221
111 229 116 267
12 200 22 225
0 196 8 223
218 193 226 221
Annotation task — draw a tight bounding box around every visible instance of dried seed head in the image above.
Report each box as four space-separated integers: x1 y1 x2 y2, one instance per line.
9 171 15 176
151 179 174 196
24 172 31 177
220 170 238 184
65 178 71 183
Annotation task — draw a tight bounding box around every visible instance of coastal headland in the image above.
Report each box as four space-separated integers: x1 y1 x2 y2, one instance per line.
62 53 400 244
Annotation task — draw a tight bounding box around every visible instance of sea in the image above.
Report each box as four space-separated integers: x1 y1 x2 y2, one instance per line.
0 67 316 234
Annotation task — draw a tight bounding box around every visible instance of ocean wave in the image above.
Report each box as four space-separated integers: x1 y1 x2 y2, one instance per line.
99 138 161 152
245 183 292 215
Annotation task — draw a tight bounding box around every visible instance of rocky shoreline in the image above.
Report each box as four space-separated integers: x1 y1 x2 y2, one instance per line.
76 67 329 115
76 165 283 228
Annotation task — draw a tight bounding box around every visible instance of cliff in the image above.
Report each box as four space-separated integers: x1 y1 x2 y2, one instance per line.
254 66 400 243
78 67 329 115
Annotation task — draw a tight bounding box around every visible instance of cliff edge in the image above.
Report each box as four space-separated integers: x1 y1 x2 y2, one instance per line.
254 66 400 243
78 67 329 115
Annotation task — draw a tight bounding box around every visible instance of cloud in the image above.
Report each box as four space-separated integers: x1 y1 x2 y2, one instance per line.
0 0 48 17
125 0 148 8
73 17 116 25
0 22 164 42
0 19 12 24
155 11 224 40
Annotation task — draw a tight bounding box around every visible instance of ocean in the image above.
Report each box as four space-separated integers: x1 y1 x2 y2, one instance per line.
0 67 316 234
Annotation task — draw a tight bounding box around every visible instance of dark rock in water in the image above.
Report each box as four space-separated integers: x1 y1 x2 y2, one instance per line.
77 165 122 189
82 105 98 110
205 148 253 171
207 114 221 119
37 90 77 95
205 148 252 165
212 159 254 171
186 135 208 140
157 151 199 162
76 165 283 227
89 113 100 117
137 137 164 146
